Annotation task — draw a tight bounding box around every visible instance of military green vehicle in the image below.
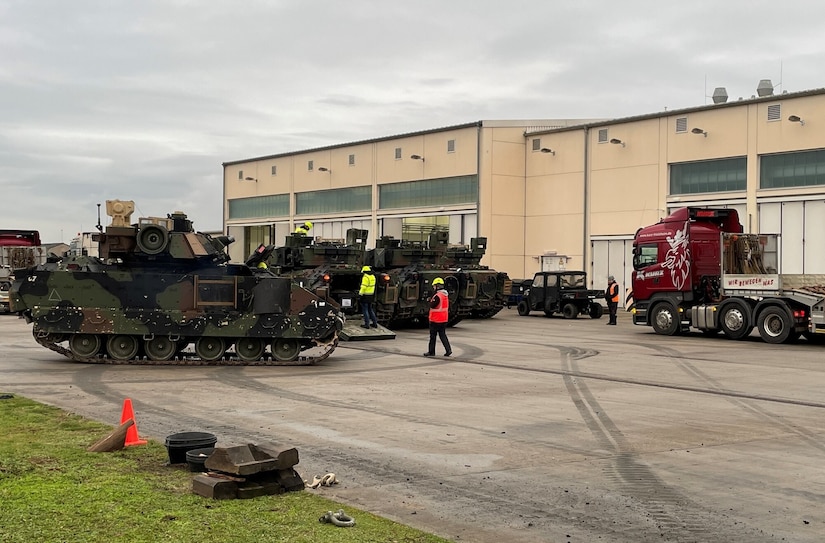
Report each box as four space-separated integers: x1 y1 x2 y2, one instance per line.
271 228 368 316
439 237 512 319
9 200 344 365
368 231 463 326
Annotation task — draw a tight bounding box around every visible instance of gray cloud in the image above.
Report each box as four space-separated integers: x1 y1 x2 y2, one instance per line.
1 0 824 242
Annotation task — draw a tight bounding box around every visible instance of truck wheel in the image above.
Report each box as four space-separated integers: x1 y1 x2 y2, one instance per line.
589 303 604 319
517 301 530 316
562 303 579 319
756 306 793 344
719 300 752 340
650 302 679 336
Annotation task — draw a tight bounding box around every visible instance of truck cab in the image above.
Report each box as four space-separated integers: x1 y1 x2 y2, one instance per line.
516 271 604 319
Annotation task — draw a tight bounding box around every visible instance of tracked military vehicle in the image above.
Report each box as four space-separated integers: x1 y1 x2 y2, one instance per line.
9 200 344 365
439 237 512 319
368 232 463 326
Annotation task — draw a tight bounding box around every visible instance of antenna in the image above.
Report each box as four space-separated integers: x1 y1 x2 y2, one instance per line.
95 203 103 232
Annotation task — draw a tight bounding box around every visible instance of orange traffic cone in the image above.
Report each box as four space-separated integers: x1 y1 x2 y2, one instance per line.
119 398 147 446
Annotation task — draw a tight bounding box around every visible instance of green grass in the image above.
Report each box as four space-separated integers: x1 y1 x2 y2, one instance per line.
0 395 449 543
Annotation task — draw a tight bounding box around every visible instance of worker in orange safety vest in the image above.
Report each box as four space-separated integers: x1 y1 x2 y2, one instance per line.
605 275 620 325
423 277 452 357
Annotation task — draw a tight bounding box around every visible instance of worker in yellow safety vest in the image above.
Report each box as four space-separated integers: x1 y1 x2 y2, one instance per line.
295 221 313 235
359 265 378 329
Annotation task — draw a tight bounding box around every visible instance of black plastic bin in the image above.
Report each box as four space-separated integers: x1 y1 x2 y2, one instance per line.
164 432 218 464
185 447 216 472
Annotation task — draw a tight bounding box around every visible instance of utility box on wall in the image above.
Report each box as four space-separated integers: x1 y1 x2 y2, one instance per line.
541 252 570 271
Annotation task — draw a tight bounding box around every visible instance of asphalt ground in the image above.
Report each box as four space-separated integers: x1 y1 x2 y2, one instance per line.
2 309 824 542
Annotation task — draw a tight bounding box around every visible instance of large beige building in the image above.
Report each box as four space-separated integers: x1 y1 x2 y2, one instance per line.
223 86 825 294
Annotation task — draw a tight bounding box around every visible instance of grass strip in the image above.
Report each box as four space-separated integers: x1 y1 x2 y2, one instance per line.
0 395 448 543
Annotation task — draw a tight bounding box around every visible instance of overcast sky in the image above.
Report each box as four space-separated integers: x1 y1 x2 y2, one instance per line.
2 0 824 243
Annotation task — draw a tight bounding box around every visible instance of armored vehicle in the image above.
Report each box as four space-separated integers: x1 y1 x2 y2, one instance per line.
271 228 368 315
439 237 512 319
9 200 344 365
517 271 604 319
368 232 463 326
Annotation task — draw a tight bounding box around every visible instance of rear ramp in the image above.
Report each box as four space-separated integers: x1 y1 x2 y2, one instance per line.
340 319 396 341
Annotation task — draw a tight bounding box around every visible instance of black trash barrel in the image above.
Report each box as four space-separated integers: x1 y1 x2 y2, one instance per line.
164 432 217 464
185 447 216 472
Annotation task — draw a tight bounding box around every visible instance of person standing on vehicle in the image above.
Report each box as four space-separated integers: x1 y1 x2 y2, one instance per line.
295 221 313 235
424 277 452 357
359 265 379 329
605 275 619 325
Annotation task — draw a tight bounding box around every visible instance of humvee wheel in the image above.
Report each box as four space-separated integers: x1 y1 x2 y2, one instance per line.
562 303 579 319
145 337 176 361
236 338 266 361
272 338 301 361
70 334 101 357
195 337 225 361
517 300 530 316
107 335 139 361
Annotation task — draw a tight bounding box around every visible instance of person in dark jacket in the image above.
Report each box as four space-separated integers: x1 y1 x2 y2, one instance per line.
605 275 619 325
423 277 452 357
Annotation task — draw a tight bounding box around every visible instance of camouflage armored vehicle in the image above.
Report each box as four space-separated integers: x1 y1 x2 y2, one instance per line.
9 200 344 365
271 228 368 316
367 231 463 326
439 237 512 319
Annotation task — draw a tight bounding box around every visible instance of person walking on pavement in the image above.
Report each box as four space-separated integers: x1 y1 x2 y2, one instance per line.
359 265 379 329
424 277 452 357
605 275 620 325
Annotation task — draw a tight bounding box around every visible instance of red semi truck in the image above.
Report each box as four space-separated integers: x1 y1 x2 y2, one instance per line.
630 207 825 344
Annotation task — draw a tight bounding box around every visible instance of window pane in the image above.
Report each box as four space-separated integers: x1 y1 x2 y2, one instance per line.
761 149 825 189
379 175 478 209
670 157 746 195
228 194 289 219
296 186 371 215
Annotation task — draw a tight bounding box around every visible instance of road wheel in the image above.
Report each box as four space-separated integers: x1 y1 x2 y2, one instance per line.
650 302 680 336
107 335 139 361
756 306 793 344
272 338 301 361
719 300 752 340
195 337 225 361
236 338 266 362
70 334 101 357
562 303 579 319
589 303 604 319
517 301 530 316
145 337 176 361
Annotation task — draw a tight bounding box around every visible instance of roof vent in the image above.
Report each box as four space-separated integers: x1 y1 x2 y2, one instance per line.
712 87 728 104
757 79 774 97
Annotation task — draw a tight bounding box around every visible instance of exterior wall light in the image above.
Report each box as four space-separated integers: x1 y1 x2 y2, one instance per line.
788 115 805 126
691 128 708 137
540 147 555 155
410 154 425 161
318 167 331 173
244 177 257 182
609 138 625 147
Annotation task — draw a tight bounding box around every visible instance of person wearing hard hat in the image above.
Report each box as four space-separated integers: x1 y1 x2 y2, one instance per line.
295 221 313 235
423 277 452 357
605 275 619 325
359 265 378 329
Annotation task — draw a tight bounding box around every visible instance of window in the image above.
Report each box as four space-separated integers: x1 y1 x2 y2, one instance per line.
670 157 746 195
676 117 687 133
379 175 478 209
447 139 456 153
761 149 825 189
238 171 243 179
634 244 659 270
598 129 608 143
532 139 541 151
307 160 314 171
271 165 277 176
228 194 290 219
767 104 781 121
532 275 545 288
394 147 402 160
296 186 371 215
348 154 355 165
